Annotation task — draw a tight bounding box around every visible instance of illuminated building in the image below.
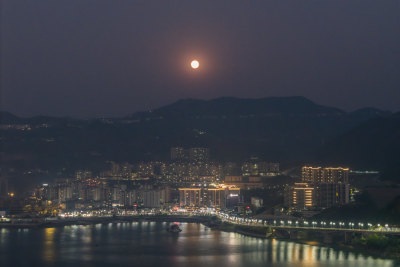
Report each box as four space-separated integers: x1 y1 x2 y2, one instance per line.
179 185 240 209
225 187 241 208
251 197 263 208
188 147 210 162
206 188 226 208
75 170 92 180
136 162 155 177
302 166 349 183
161 162 222 184
171 147 210 162
225 176 243 183
99 162 135 180
179 188 202 207
171 147 186 161
224 176 263 189
285 182 350 210
284 183 315 209
296 166 350 209
143 188 171 208
242 158 280 177
206 186 240 209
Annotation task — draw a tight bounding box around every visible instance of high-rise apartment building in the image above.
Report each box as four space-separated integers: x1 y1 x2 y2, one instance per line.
179 186 240 209
188 147 210 162
171 147 187 161
171 147 210 162
142 187 171 208
179 188 202 207
75 170 92 180
242 158 280 176
302 166 349 183
284 183 315 209
315 183 350 208
285 166 351 210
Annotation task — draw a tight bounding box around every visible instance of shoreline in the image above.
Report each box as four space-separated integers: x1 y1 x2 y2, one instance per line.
0 215 212 229
210 221 400 261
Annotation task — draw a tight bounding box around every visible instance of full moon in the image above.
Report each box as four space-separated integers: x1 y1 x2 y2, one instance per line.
191 60 199 69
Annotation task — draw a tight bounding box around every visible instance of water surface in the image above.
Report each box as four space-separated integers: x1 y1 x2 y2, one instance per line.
0 222 397 267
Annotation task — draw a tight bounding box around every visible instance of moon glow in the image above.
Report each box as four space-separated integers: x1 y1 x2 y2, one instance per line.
191 60 199 69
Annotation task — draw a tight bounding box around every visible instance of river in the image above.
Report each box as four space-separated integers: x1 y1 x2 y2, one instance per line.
0 222 397 267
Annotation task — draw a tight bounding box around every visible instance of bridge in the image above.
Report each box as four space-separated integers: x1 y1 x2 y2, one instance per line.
216 212 400 243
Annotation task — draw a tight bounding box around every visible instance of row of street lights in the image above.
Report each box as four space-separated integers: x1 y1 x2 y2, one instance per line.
217 212 396 232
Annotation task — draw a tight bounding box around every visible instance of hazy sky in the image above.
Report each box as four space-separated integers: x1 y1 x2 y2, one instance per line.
1 0 400 118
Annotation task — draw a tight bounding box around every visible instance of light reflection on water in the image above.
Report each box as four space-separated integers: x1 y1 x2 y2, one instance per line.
43 227 56 262
0 222 397 267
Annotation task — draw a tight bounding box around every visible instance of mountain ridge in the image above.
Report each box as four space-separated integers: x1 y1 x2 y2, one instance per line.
128 96 345 119
1 96 393 123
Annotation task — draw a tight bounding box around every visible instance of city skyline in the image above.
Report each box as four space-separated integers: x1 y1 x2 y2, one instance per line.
1 1 399 265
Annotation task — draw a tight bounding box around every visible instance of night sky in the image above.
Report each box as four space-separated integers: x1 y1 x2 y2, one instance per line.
1 0 400 118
